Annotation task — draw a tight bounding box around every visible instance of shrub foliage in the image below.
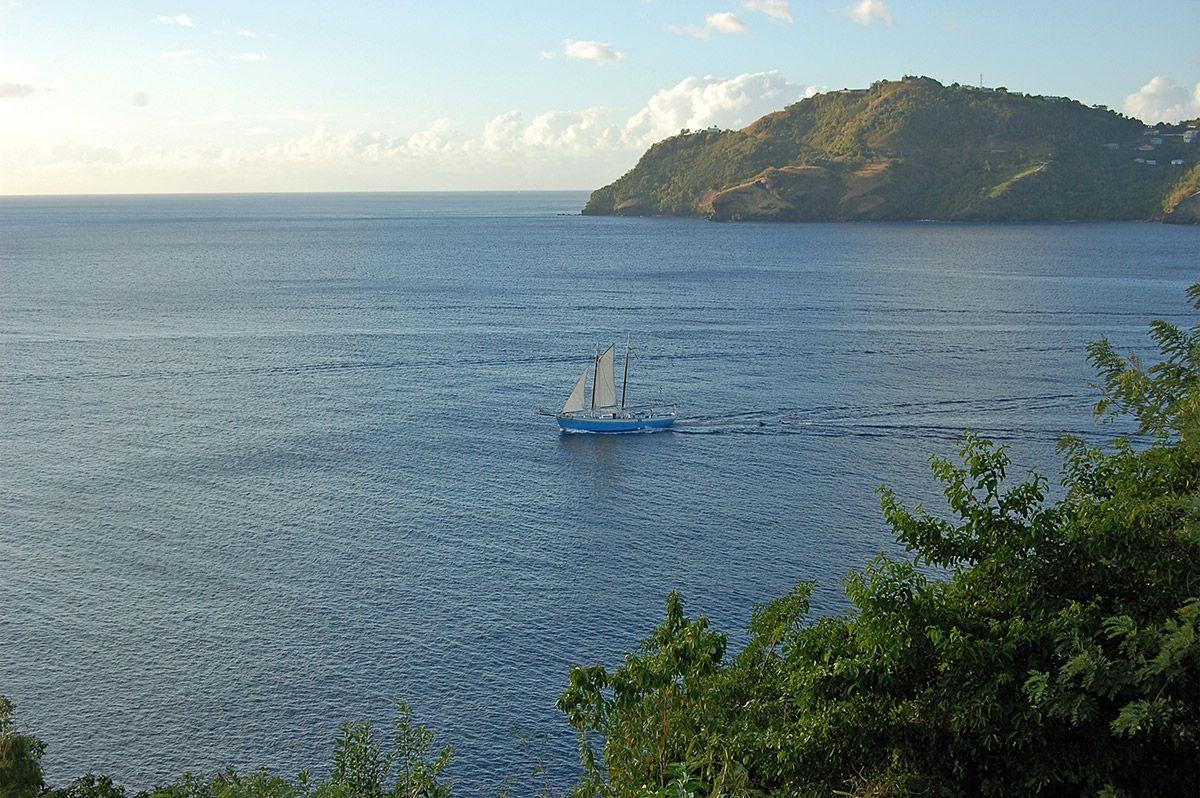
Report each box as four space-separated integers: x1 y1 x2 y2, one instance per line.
557 285 1200 796
0 701 451 798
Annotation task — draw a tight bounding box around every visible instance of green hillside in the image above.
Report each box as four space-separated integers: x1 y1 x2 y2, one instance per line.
583 77 1200 222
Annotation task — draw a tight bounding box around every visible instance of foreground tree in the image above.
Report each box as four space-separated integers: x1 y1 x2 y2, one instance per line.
558 285 1200 797
1 698 45 798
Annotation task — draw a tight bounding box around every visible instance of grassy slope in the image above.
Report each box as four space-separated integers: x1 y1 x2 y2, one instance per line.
584 78 1197 222
1162 162 1200 222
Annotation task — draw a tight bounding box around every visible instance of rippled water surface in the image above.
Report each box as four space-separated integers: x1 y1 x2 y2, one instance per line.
1 193 1196 792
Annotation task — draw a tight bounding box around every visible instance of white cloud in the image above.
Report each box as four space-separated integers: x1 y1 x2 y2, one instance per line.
538 51 556 61
237 29 256 37
526 109 614 150
452 72 811 156
561 39 623 64
231 52 266 62
477 107 619 154
670 11 752 39
153 14 194 27
479 111 524 151
0 60 63 99
45 143 126 164
0 71 826 192
845 0 892 26
1122 76 1200 124
157 49 203 65
623 71 817 146
0 81 40 98
706 12 750 34
743 0 792 23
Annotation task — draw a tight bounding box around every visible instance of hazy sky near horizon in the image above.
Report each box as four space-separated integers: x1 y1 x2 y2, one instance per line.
2 1 1199 194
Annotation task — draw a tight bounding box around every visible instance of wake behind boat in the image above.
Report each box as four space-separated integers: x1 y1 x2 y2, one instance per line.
541 342 677 433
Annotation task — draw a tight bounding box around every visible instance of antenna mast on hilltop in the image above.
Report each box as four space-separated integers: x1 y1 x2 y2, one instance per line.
980 73 984 89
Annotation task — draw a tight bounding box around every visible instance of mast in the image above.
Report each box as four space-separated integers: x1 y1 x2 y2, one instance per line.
591 344 598 413
620 340 631 410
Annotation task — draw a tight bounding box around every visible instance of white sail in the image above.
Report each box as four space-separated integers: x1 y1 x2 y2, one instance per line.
562 367 589 414
594 345 617 409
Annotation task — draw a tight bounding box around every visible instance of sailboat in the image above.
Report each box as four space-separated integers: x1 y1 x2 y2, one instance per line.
545 342 677 433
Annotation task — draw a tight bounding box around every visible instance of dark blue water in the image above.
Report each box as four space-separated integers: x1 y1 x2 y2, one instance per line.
1 192 1196 793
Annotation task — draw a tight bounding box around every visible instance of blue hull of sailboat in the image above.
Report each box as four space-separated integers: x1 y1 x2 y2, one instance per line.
557 415 676 433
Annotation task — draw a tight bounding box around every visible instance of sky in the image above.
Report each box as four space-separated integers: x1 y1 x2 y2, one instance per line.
1 1 1198 195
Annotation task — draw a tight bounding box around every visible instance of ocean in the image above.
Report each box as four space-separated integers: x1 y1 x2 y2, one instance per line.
1 192 1196 792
